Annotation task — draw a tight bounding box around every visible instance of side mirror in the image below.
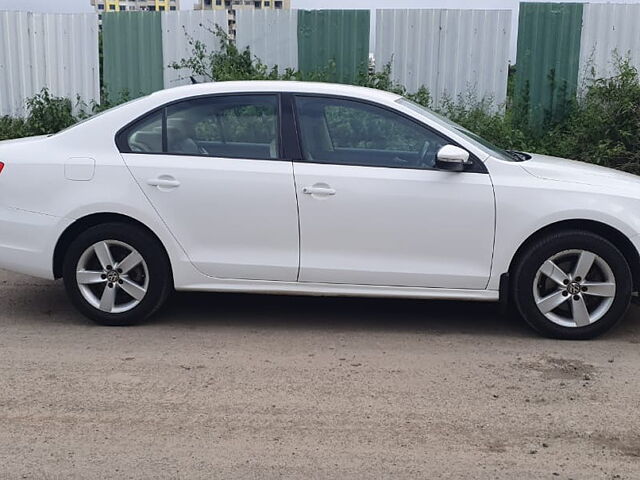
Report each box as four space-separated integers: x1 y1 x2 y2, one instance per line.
436 145 471 172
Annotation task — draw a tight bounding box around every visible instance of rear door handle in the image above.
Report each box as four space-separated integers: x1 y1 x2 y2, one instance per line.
147 176 180 189
302 185 336 196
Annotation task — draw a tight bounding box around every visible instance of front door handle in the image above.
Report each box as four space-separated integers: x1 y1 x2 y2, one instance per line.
147 176 180 190
302 184 336 196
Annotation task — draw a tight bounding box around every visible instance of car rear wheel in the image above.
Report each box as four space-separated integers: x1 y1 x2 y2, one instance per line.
62 223 171 326
512 230 633 339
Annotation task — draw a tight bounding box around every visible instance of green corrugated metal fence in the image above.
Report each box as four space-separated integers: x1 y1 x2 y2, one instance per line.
297 10 370 84
102 12 164 101
515 2 584 129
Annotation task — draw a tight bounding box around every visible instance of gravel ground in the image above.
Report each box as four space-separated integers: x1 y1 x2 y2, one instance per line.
0 269 639 479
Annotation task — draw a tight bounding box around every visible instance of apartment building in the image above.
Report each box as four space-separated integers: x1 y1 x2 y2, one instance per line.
195 0 290 37
195 0 290 10
90 0 180 12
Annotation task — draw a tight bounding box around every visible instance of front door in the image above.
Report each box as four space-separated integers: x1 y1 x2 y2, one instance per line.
120 94 299 281
292 95 495 289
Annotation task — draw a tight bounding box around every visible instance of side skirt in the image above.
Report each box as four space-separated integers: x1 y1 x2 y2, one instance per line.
176 279 499 302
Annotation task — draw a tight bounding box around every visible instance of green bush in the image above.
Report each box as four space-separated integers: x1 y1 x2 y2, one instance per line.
0 116 28 141
0 86 132 141
550 59 640 174
170 24 339 83
24 88 77 135
432 60 640 174
0 89 78 140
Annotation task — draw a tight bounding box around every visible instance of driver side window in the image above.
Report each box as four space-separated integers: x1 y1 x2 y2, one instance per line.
294 96 449 170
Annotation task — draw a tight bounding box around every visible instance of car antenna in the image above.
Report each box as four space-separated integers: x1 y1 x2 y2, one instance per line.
190 76 199 85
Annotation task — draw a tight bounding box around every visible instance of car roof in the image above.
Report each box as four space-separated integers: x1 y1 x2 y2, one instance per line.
56 80 491 162
151 80 404 105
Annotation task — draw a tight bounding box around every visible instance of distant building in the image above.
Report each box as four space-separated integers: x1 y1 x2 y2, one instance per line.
91 0 179 24
195 0 290 38
90 0 180 13
195 0 290 10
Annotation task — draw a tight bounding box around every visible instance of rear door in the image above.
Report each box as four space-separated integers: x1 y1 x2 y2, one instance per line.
119 94 300 281
291 95 496 289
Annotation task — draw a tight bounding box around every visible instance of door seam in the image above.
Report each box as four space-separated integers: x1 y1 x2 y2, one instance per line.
291 161 302 282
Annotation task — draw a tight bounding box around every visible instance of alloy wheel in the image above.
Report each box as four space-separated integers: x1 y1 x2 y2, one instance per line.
75 240 149 314
533 249 616 328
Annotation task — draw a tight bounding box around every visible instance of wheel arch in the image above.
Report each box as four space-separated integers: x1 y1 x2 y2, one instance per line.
53 212 174 281
507 219 640 292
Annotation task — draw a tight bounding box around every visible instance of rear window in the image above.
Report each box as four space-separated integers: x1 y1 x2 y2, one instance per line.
118 95 280 160
125 111 163 154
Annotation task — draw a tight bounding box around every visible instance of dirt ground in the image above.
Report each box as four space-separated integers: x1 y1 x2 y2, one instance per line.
0 269 639 479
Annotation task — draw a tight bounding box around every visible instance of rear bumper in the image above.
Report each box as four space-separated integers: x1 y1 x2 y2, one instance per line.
0 206 71 279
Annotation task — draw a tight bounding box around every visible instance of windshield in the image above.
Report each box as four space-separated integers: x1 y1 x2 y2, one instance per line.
395 98 521 162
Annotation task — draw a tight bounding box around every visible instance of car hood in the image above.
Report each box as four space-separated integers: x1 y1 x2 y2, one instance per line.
521 153 640 190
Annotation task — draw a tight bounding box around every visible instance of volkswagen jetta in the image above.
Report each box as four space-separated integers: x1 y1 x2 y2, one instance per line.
1 81 639 339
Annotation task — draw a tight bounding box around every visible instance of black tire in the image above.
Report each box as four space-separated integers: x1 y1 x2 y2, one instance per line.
512 230 632 340
62 222 172 326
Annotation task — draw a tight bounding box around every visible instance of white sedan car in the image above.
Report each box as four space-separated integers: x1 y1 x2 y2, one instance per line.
0 81 638 339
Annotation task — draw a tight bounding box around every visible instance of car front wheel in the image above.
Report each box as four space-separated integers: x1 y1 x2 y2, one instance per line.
512 230 633 339
62 223 171 326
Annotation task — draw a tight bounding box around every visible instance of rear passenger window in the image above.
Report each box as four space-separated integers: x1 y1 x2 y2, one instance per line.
120 95 280 160
166 95 279 159
126 111 163 153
